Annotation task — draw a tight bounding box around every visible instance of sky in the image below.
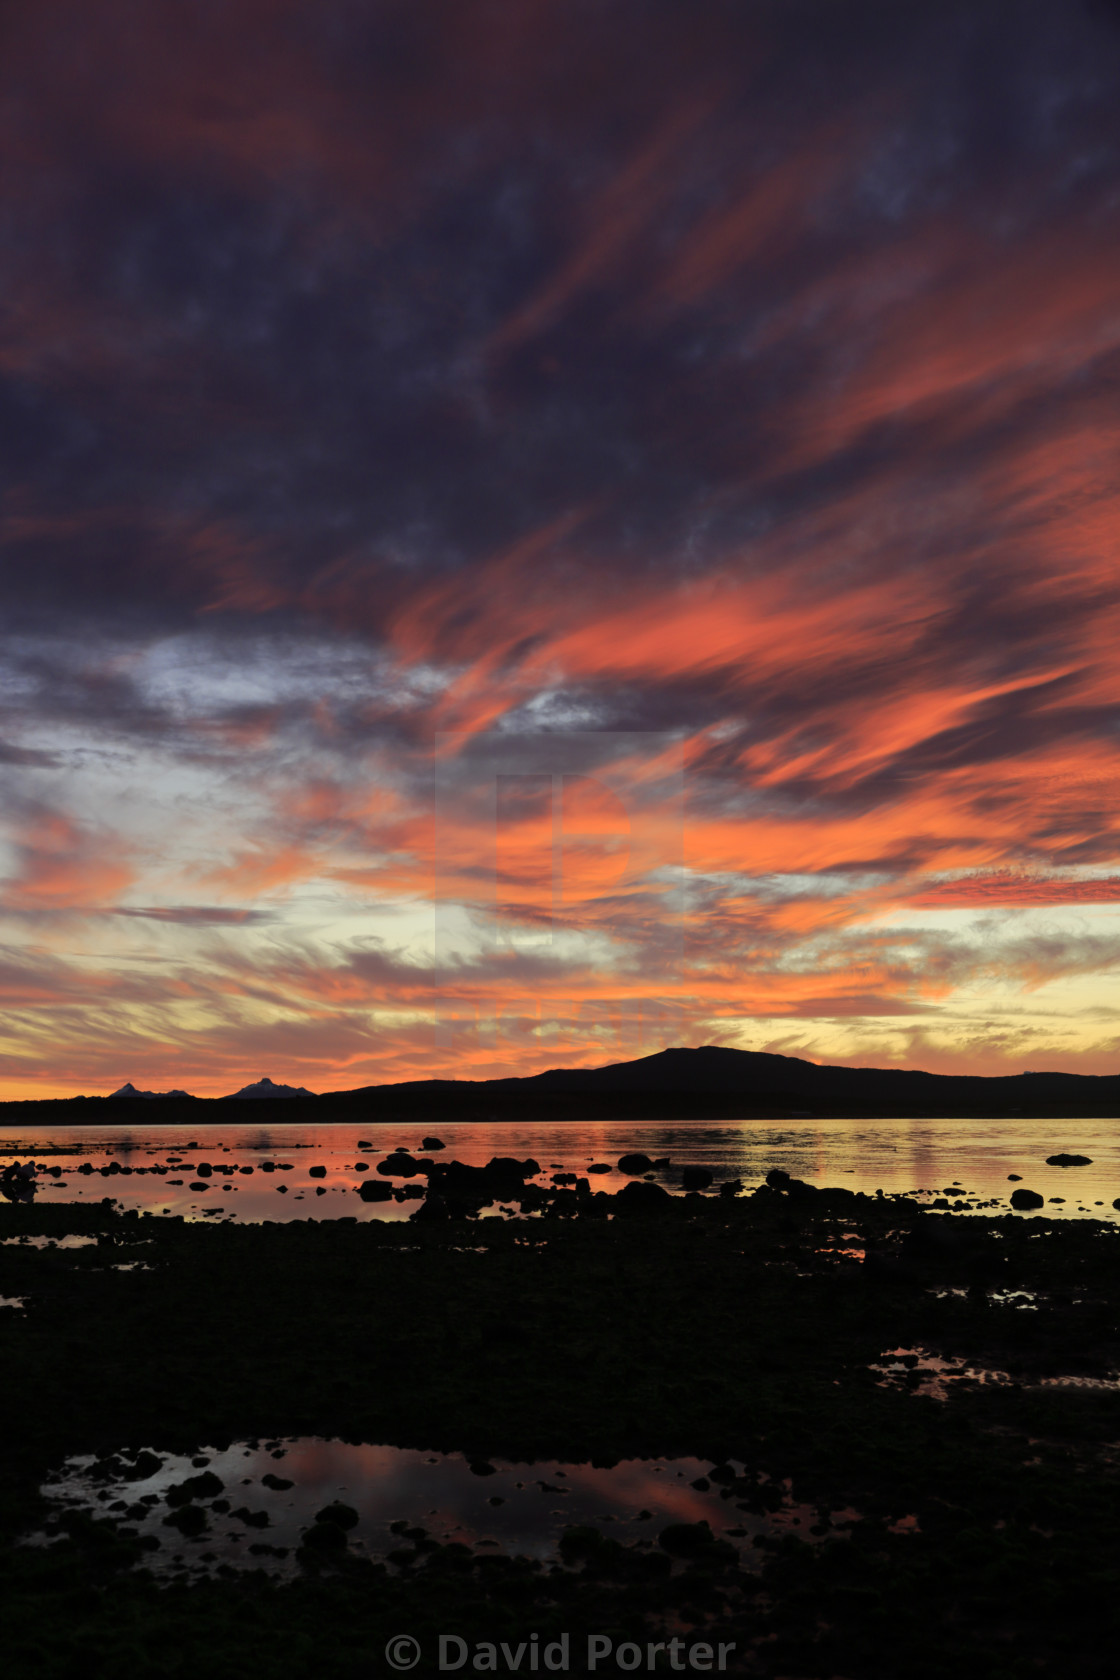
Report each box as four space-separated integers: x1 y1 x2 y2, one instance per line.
2 0 1120 1097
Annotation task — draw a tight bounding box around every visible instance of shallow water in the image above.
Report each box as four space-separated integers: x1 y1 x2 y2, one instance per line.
30 1439 840 1580
1 1115 1117 1223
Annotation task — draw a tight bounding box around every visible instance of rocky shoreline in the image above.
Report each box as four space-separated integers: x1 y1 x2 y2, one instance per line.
1 1181 1118 1676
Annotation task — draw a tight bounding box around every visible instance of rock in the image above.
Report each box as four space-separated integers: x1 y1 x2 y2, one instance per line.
1010 1188 1045 1210
377 1154 423 1178
358 1179 393 1201
276 1184 288 1193
308 1165 327 1178
659 1521 716 1558
195 1163 212 1177
188 1182 210 1192
120 1450 164 1481
165 1471 223 1507
261 1473 293 1491
587 1163 611 1174
162 1504 208 1536
410 1194 451 1221
315 1502 359 1529
551 1172 577 1185
232 1507 271 1528
1113 1198 1120 1211
613 1180 673 1216
681 1166 713 1191
765 1168 791 1189
719 1179 744 1199
1045 1154 1092 1167
421 1137 445 1150
301 1521 347 1553
617 1153 654 1175
1008 1174 1022 1182
469 1461 497 1477
354 1162 369 1172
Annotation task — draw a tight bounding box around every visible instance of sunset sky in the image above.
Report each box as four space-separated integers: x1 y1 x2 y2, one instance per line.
3 0 1120 1097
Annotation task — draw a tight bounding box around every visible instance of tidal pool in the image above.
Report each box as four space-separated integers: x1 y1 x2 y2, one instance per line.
30 1440 846 1580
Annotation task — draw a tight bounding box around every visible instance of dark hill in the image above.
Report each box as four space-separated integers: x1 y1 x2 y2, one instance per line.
4 1046 1118 1122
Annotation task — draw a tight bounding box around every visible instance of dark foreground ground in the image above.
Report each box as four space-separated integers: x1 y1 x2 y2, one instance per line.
1 1185 1118 1679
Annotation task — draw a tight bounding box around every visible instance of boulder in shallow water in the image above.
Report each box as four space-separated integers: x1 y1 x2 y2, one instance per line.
613 1180 673 1216
315 1502 359 1529
617 1153 654 1175
377 1153 424 1178
421 1136 445 1150
681 1166 713 1191
1010 1188 1045 1210
1045 1153 1092 1167
358 1179 393 1202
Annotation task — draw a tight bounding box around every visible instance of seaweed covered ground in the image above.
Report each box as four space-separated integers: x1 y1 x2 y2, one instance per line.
1 1183 1119 1678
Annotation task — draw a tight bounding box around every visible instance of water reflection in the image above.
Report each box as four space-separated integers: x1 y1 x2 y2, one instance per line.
31 1440 844 1579
1 1116 1117 1224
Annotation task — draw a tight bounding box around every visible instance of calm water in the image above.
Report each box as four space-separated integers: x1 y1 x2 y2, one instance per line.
1 1116 1117 1221
31 1439 840 1580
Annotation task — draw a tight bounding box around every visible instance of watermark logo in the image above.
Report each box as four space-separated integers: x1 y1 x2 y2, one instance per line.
388 1633 737 1671
434 731 685 1067
385 1633 422 1670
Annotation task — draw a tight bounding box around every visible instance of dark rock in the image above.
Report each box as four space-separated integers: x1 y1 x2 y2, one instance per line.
308 1165 327 1178
231 1507 270 1528
765 1168 791 1189
165 1471 223 1507
162 1504 208 1536
659 1521 717 1558
410 1194 451 1221
122 1450 164 1481
690 1477 710 1491
358 1180 393 1202
587 1163 611 1174
421 1137 445 1150
719 1179 744 1199
1008 1174 1022 1181
261 1473 293 1491
301 1520 347 1553
1010 1188 1045 1210
188 1182 210 1192
276 1184 288 1193
681 1166 713 1191
315 1502 359 1529
354 1162 369 1172
617 1153 654 1175
1045 1154 1092 1167
469 1461 497 1476
613 1180 673 1216
551 1172 577 1185
377 1154 423 1178
195 1163 212 1177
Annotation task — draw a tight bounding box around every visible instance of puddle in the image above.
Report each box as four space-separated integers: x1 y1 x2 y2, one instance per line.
0 1295 26 1310
27 1440 854 1580
871 1347 1120 1400
1 1235 97 1249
